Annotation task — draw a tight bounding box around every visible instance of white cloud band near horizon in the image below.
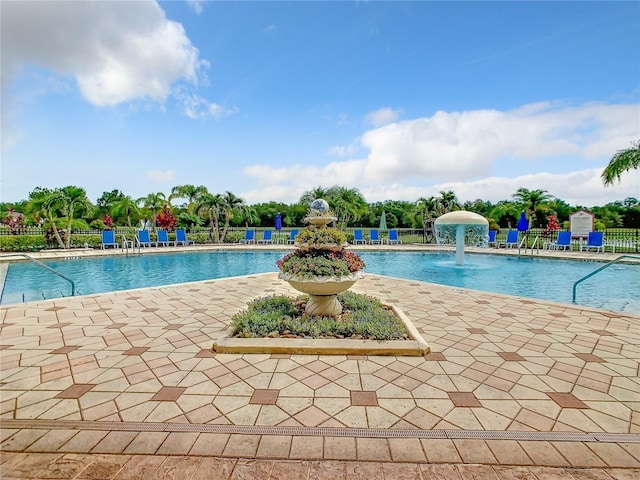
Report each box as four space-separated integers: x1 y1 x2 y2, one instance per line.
242 101 639 207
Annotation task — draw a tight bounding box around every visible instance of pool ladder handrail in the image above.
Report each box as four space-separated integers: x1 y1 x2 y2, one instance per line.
1 253 75 297
572 254 640 304
122 235 140 256
518 235 540 256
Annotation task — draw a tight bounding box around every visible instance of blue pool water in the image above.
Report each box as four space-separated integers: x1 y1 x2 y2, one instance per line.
2 251 639 314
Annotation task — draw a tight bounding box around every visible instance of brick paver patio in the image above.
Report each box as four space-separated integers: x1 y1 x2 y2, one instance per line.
1 249 639 478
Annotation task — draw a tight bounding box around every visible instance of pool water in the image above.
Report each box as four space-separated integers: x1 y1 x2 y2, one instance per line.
2 251 639 314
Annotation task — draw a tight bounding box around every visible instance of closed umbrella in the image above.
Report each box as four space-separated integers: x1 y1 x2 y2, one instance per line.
379 211 387 231
517 211 528 232
275 213 282 243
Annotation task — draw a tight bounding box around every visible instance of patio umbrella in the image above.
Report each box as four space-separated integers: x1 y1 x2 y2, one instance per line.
275 213 282 243
379 210 387 230
517 211 528 232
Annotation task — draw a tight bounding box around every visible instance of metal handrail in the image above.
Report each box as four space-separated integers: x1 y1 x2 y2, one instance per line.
530 236 540 256
1 253 75 296
572 254 640 304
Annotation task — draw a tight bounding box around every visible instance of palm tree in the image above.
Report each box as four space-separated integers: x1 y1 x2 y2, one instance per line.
602 140 640 185
110 196 140 228
137 192 167 230
170 185 208 213
415 196 441 239
219 191 245 241
512 188 554 229
195 193 223 243
439 190 460 213
53 186 93 248
27 188 66 248
239 205 260 228
299 186 331 205
326 186 368 229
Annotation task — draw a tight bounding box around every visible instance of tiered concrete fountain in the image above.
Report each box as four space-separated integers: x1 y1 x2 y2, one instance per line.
278 199 364 317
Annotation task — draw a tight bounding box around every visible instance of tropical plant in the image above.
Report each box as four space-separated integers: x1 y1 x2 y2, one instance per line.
54 186 94 248
439 190 460 213
327 186 368 229
2 209 26 234
277 249 365 278
299 186 331 205
512 188 554 229
137 192 167 230
170 185 208 213
294 226 347 246
26 187 66 248
219 191 246 242
602 140 640 185
110 195 140 228
196 193 223 242
155 205 177 231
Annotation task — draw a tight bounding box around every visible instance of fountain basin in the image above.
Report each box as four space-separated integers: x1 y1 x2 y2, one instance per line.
279 270 365 316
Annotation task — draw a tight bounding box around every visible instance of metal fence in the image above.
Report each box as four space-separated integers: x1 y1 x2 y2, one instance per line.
1 226 638 252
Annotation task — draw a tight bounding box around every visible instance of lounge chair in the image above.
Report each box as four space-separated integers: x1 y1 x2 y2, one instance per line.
156 229 174 247
137 230 157 248
487 230 498 247
353 229 366 244
240 229 255 244
548 231 572 251
580 231 605 253
287 230 299 244
499 230 519 248
386 229 401 244
101 230 119 249
369 229 381 244
257 230 273 244
176 229 195 246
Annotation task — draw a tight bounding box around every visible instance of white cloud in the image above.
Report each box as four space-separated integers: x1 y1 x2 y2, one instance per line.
147 170 175 183
178 92 238 120
187 0 206 15
365 107 402 127
2 1 206 106
359 102 638 183
242 101 640 206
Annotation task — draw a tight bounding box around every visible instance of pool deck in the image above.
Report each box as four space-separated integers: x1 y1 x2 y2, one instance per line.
1 246 639 479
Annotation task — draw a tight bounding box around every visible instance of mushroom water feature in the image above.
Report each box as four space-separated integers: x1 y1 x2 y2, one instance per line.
434 211 490 266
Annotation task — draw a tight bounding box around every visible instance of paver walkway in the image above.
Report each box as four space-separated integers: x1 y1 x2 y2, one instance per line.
1 271 639 479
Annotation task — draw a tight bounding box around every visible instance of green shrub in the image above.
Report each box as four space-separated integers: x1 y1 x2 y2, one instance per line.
230 292 407 340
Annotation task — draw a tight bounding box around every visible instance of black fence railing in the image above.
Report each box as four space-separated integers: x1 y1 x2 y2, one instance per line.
1 226 638 253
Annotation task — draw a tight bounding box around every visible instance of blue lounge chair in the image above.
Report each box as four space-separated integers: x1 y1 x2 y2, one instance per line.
287 229 299 244
487 230 498 247
353 229 365 244
386 229 401 244
240 229 255 244
369 229 381 244
548 231 572 251
176 229 195 246
257 230 273 244
499 230 519 248
101 230 119 249
137 230 157 248
156 229 174 247
580 231 605 253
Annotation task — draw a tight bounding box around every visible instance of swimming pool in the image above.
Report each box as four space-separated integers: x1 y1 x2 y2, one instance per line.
2 251 639 314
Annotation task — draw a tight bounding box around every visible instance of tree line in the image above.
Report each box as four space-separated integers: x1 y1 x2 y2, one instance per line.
1 183 639 248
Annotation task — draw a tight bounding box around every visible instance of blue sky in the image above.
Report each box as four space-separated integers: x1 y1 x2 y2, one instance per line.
2 0 639 207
